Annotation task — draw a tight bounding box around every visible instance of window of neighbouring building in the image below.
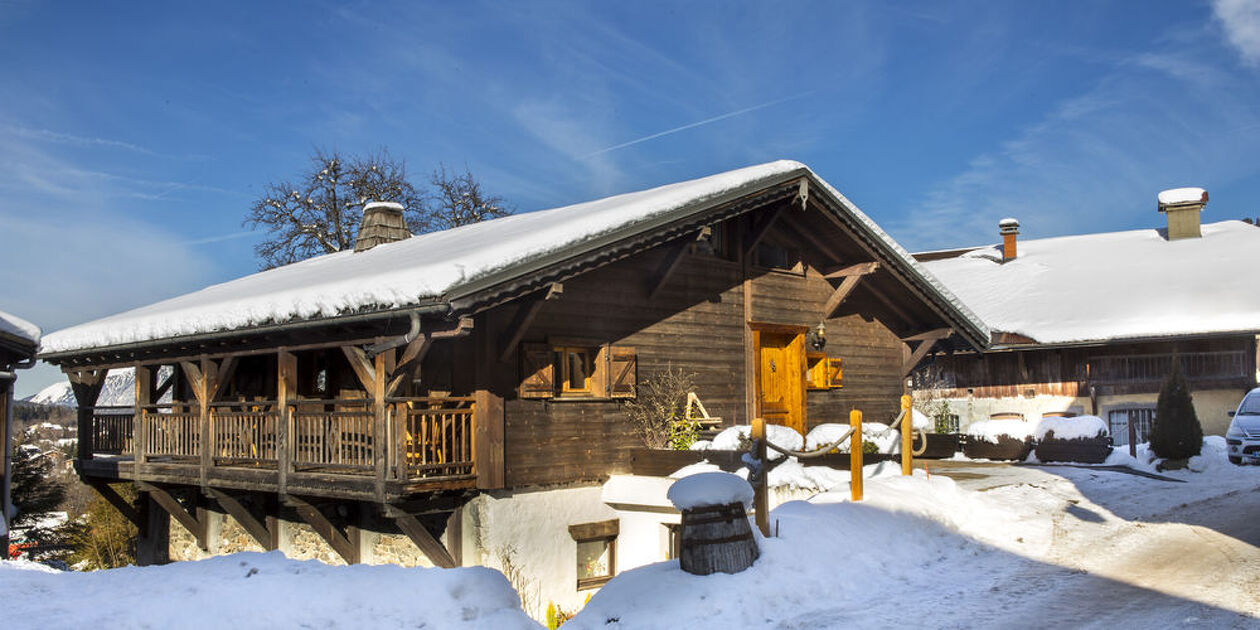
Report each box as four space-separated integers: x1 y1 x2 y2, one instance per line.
1108 408 1155 446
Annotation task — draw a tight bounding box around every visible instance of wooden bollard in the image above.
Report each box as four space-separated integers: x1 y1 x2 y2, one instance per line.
850 409 863 501
901 394 913 476
751 416 769 537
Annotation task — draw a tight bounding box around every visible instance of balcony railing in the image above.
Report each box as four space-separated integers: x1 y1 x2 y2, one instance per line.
84 396 477 485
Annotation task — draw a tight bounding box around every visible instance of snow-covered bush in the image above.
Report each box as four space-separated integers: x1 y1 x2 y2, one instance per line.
1034 415 1107 441
805 423 900 454
707 425 803 459
965 419 1033 445
1151 361 1203 460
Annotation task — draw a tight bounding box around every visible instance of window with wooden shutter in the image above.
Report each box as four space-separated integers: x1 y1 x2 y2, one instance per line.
519 342 555 399
806 353 828 390
827 357 844 388
607 346 637 398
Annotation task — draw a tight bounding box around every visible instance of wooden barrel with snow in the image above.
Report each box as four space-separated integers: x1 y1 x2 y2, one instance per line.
667 472 759 576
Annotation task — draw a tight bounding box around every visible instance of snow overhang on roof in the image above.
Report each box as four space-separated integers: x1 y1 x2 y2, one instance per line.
41 161 989 359
920 220 1260 346
0 309 40 358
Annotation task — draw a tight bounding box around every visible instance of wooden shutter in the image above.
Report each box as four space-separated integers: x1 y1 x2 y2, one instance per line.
806 354 828 390
827 357 844 388
608 346 637 398
519 343 555 399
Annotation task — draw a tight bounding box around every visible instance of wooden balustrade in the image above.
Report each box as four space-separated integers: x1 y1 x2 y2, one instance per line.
142 405 200 461
84 396 478 484
89 407 134 455
211 403 279 467
291 401 377 473
392 397 476 480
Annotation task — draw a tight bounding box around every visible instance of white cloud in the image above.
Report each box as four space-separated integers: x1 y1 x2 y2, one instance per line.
1214 0 1260 65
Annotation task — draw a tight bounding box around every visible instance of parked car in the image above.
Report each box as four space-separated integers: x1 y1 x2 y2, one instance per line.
1225 387 1260 465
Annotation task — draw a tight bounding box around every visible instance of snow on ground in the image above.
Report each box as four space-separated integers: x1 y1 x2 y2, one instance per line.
0 552 537 629
570 440 1260 629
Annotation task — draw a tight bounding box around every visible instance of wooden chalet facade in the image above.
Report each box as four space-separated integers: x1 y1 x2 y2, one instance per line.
39 161 985 606
1 311 40 551
917 198 1260 444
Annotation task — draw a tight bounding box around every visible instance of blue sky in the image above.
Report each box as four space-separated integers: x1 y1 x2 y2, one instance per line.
3 0 1260 395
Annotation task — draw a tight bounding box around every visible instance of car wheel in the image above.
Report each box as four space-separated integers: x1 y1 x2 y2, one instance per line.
1229 456 1243 466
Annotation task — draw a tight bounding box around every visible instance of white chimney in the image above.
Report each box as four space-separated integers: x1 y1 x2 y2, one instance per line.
1157 187 1208 240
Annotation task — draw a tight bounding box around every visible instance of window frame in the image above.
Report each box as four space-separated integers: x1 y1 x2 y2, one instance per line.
569 519 619 590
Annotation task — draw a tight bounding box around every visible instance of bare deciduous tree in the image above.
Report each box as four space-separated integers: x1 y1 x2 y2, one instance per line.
428 164 513 231
244 148 427 269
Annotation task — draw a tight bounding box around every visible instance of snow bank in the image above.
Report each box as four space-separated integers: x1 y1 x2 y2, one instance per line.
568 473 1014 630
707 425 804 459
0 552 537 629
667 472 754 510
0 308 40 344
1035 415 1107 441
912 408 931 430
966 419 1034 444
921 220 1260 344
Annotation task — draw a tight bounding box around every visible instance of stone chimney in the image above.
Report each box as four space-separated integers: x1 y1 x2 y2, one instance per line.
999 218 1020 261
1157 187 1208 240
355 201 411 252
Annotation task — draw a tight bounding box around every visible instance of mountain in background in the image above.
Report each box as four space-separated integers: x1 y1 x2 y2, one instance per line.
24 367 138 408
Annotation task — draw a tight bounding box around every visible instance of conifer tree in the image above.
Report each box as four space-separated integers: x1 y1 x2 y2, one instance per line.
1150 359 1203 460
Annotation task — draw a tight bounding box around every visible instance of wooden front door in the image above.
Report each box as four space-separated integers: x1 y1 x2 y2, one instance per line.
753 327 806 435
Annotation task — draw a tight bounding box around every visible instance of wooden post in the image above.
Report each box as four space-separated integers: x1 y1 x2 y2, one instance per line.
277 351 295 496
849 409 863 502
751 416 769 537
134 365 153 476
900 394 913 476
372 351 390 501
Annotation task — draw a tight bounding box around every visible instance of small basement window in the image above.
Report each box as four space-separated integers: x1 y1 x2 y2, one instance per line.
569 520 619 590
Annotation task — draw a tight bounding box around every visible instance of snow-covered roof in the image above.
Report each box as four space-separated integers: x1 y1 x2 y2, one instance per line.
0 309 40 349
42 160 987 355
921 220 1260 345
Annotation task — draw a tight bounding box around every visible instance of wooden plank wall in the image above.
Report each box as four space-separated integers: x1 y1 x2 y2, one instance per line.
490 238 907 488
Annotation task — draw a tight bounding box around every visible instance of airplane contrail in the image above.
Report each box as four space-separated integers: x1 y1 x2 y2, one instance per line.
583 92 813 159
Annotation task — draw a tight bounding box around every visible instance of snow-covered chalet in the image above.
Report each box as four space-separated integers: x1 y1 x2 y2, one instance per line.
39 161 987 609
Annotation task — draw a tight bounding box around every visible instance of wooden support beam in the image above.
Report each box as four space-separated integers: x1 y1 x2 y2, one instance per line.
69 369 107 461
396 331 432 373
138 482 208 550
134 365 153 477
205 488 276 551
179 361 205 404
289 496 359 564
744 202 787 256
152 369 176 402
390 510 457 569
277 351 296 496
373 351 389 501
211 356 238 401
87 481 142 529
496 283 562 363
821 274 865 321
341 345 376 393
901 329 951 377
824 261 880 279
646 228 709 301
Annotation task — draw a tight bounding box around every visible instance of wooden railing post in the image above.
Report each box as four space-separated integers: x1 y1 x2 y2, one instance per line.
752 416 769 537
372 352 390 501
134 365 153 474
900 394 913 476
850 409 863 502
277 351 295 496
393 402 406 480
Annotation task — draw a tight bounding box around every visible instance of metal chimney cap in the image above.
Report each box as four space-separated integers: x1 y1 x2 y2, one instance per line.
999 217 1020 233
1157 187 1208 210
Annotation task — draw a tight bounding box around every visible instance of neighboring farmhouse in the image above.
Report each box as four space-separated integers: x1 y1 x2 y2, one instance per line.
916 189 1259 444
38 161 986 610
1 309 40 550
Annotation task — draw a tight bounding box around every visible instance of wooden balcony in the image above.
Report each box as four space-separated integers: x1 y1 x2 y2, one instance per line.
76 397 479 501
